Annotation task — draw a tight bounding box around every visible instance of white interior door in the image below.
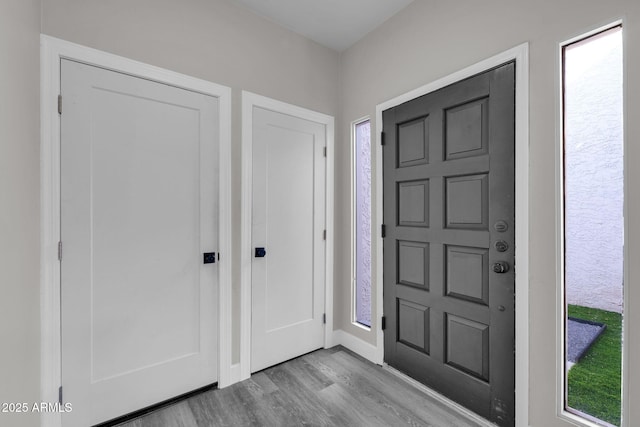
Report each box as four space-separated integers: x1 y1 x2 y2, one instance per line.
60 59 219 426
251 106 326 372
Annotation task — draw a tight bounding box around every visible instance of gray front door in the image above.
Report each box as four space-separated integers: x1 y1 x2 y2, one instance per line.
382 62 515 426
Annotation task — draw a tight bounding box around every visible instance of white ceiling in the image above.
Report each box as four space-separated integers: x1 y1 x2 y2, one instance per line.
228 0 415 52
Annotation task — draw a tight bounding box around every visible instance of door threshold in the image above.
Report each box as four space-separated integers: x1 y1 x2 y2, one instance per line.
93 382 217 427
383 364 497 427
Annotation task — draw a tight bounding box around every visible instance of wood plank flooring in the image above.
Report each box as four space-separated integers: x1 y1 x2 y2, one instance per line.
116 346 486 427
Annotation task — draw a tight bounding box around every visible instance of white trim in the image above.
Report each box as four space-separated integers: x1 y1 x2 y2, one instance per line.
228 363 242 385
240 91 335 379
556 29 568 427
384 365 497 427
332 330 378 364
556 20 626 427
240 93 253 381
621 16 630 427
40 35 233 427
374 43 530 426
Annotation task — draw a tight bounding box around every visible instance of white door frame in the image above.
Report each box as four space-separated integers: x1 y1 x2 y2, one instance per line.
240 91 335 380
40 35 233 427
374 43 530 427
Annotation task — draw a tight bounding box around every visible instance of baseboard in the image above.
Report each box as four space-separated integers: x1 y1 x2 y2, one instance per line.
331 329 381 365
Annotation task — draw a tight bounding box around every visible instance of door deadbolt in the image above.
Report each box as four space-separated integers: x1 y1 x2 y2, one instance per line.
492 261 509 274
494 220 509 232
255 247 266 258
495 240 509 252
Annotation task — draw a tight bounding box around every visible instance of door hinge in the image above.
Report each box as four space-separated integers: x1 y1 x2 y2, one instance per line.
381 224 386 238
323 146 327 157
58 386 63 404
323 230 326 240
381 132 385 146
58 241 62 261
381 316 386 330
323 313 326 324
58 95 62 115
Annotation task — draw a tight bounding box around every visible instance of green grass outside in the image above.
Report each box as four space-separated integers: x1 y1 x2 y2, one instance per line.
567 304 622 426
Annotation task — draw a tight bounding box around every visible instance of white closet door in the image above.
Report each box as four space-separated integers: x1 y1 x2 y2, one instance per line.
60 59 218 426
251 106 326 373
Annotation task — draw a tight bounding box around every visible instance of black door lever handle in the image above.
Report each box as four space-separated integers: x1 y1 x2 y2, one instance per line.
255 247 266 258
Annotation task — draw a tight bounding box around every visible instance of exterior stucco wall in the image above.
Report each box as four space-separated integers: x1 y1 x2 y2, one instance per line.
355 121 372 326
565 31 624 313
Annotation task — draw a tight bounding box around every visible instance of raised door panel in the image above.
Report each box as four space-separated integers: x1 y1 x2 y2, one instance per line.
445 174 489 230
397 299 430 354
445 314 490 381
445 98 489 160
264 129 315 331
398 180 430 227
445 245 489 305
398 116 429 167
397 241 430 289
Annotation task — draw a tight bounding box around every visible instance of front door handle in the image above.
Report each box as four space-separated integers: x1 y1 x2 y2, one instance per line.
255 247 266 258
492 261 509 274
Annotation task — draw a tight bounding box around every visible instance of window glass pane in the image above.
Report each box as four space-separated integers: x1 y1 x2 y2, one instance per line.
563 26 623 426
355 120 372 327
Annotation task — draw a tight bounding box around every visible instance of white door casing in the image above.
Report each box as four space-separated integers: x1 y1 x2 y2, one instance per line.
241 92 335 379
60 59 218 426
41 36 232 427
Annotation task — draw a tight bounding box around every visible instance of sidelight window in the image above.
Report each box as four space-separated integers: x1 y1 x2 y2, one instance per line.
561 24 624 426
353 119 372 328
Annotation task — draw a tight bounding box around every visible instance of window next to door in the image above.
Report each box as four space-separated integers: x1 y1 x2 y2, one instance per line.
560 23 624 427
353 119 372 328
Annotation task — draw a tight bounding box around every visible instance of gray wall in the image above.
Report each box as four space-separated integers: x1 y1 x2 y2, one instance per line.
337 0 640 425
41 0 341 366
0 1 42 426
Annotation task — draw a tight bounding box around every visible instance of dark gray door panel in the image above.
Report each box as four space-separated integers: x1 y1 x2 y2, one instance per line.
383 62 515 426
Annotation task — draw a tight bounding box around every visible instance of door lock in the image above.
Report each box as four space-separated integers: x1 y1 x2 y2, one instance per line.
494 220 509 232
255 247 266 258
492 261 509 274
495 240 509 252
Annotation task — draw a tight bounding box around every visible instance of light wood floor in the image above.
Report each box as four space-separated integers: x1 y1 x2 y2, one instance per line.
116 346 485 427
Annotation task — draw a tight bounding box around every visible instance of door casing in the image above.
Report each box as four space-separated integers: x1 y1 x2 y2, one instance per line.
240 91 335 381
40 35 233 427
374 43 530 427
